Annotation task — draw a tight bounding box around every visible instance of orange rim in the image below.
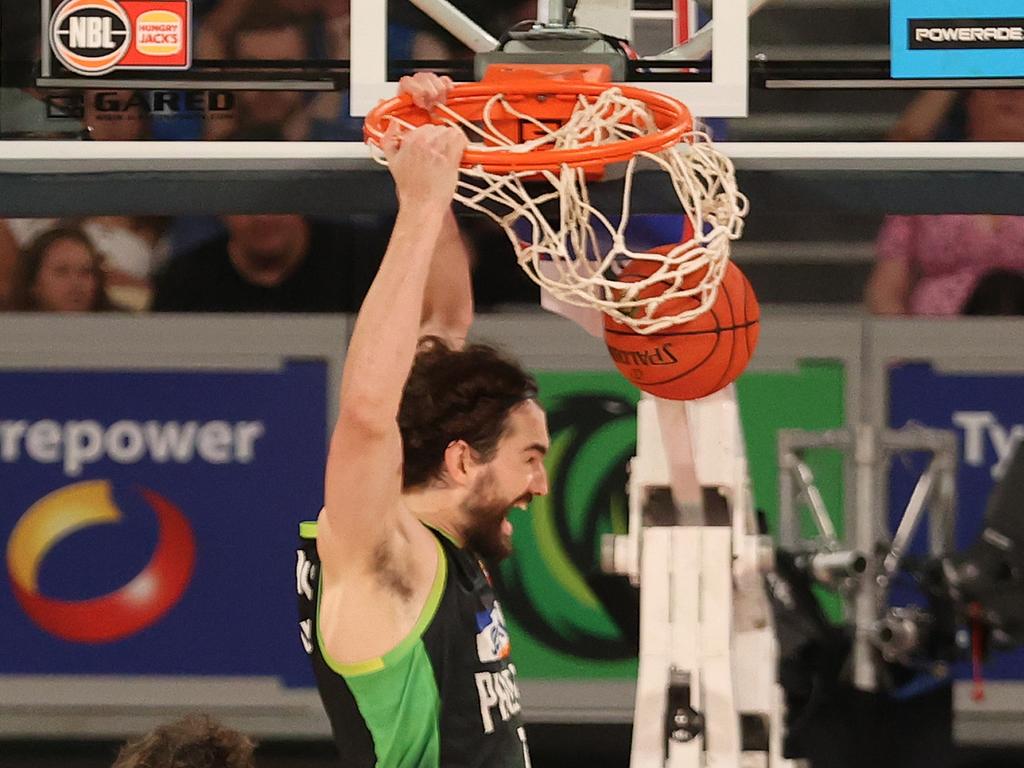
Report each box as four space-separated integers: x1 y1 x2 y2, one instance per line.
364 80 693 173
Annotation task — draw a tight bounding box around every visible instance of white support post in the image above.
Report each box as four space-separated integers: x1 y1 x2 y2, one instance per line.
627 386 793 768
405 0 498 52
667 528 703 768
632 528 681 766
699 527 741 768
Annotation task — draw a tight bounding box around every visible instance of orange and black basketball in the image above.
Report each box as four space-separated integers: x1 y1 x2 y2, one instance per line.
603 249 759 401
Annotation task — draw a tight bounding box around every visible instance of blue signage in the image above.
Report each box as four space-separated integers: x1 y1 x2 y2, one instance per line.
891 0 1024 79
889 362 1024 680
0 364 327 688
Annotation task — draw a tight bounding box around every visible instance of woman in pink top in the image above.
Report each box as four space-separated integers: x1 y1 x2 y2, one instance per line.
866 90 1024 316
870 215 1024 315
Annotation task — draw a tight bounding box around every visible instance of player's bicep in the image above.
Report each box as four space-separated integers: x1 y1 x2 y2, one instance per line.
321 410 404 561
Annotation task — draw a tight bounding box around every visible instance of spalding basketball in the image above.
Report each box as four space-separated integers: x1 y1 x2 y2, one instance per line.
603 250 759 401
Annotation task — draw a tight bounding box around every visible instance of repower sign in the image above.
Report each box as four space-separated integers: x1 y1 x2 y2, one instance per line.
891 0 1024 78
0 364 324 686
49 0 192 76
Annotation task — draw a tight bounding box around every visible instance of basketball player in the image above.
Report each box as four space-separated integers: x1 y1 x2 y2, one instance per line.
297 73 549 768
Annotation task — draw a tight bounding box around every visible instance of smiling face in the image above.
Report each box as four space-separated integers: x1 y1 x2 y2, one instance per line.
460 400 550 561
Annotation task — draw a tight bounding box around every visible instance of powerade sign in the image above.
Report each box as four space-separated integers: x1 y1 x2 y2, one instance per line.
889 363 1024 680
0 364 324 687
910 19 1024 49
891 0 1024 78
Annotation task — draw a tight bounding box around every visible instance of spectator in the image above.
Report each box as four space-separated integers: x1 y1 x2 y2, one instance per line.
961 269 1024 316
866 90 1024 316
4 217 166 309
0 219 20 306
230 14 311 140
390 0 535 60
151 214 384 312
2 86 167 309
81 89 151 141
110 713 255 768
200 9 315 140
7 226 119 312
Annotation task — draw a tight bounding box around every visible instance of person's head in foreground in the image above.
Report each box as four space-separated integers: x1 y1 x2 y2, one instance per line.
400 337 549 561
111 714 256 768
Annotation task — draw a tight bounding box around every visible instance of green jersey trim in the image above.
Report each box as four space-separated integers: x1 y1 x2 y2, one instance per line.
346 642 442 768
299 520 318 539
316 535 448 677
424 523 461 548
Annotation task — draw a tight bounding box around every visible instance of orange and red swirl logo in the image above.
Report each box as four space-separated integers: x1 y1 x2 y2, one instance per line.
5 480 195 643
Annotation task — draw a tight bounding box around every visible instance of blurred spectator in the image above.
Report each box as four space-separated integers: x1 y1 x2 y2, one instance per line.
866 90 1024 316
81 89 151 141
390 0 535 59
2 85 167 309
0 219 19 305
867 216 1024 316
961 269 1024 316
199 2 344 140
887 89 1024 143
226 14 313 140
151 214 384 312
5 217 167 309
886 90 964 142
464 218 538 308
6 226 119 312
110 713 255 768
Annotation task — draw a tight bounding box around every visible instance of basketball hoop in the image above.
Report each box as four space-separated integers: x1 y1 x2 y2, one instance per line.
364 67 748 334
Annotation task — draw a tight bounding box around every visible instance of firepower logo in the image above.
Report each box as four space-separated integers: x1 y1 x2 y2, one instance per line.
5 480 195 643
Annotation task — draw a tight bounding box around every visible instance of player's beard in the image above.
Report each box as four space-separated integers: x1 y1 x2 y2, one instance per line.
461 468 529 562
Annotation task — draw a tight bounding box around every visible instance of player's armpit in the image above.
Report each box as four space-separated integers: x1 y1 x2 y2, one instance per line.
318 409 405 566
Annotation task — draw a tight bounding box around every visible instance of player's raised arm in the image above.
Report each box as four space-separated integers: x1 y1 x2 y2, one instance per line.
397 74 473 348
320 116 467 564
420 208 474 348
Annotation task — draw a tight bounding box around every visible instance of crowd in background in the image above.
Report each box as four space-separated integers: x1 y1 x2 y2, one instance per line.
865 88 1024 317
0 0 542 314
0 0 1022 316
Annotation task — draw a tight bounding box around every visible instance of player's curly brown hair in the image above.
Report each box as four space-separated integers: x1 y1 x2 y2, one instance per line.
399 336 539 489
111 714 255 768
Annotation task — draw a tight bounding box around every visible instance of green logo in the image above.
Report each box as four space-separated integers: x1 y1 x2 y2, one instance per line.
495 380 640 662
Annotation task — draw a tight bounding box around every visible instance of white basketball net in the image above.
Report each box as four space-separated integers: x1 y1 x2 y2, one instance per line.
370 86 748 334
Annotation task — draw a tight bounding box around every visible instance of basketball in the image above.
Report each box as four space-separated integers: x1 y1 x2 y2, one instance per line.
603 249 760 400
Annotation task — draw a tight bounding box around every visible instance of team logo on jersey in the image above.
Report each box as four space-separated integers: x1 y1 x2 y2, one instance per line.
475 600 511 663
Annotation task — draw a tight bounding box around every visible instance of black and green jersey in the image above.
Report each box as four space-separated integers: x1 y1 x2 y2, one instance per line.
296 522 530 768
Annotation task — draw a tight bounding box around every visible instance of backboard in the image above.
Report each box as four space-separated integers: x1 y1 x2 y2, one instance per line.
349 0 750 118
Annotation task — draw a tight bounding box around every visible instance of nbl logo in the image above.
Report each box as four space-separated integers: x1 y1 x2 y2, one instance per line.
48 0 192 76
50 0 132 76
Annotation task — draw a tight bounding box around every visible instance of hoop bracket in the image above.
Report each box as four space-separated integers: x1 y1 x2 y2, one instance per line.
474 25 628 81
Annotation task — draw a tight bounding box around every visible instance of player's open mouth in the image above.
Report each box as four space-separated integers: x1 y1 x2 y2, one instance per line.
503 496 532 536
509 495 532 512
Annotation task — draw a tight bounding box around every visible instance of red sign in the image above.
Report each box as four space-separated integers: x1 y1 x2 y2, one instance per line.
119 1 191 69
49 0 191 76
